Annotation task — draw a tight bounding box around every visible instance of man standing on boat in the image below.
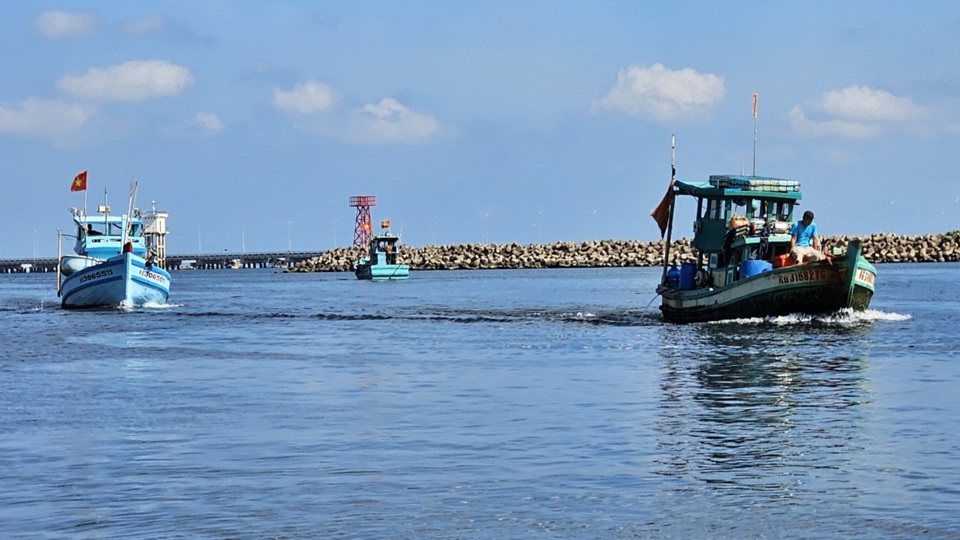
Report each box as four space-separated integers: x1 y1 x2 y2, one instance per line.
789 210 822 264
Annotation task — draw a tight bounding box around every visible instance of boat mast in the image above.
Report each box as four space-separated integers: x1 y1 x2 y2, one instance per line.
121 180 139 250
752 92 758 176
56 228 62 297
661 135 677 284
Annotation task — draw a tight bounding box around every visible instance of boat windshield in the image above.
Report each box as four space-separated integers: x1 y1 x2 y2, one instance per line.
79 220 142 237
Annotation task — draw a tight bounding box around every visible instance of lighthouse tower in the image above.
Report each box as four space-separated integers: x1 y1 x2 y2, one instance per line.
349 195 376 247
139 200 169 268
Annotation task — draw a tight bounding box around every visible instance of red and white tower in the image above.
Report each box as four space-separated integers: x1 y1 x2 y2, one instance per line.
349 195 376 247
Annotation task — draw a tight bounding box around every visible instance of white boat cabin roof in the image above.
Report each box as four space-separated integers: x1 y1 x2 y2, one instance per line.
71 208 143 226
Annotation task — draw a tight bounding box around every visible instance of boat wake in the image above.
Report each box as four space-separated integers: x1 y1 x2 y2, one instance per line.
141 301 182 309
166 307 663 326
118 301 183 311
709 308 911 327
408 307 662 326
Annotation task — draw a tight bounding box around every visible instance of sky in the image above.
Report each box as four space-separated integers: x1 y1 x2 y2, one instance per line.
2 1 959 258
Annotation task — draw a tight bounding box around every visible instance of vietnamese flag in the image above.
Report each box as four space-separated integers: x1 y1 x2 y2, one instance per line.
71 170 88 192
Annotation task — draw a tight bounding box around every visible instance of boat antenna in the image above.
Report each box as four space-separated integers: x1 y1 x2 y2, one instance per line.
121 179 139 250
101 189 109 228
671 134 676 181
752 92 758 176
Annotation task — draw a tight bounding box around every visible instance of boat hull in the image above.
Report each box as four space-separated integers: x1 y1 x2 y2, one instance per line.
659 241 876 323
355 262 410 281
60 253 171 309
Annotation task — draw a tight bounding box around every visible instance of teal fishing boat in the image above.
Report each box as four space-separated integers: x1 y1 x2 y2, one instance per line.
57 180 171 309
653 173 876 323
354 228 410 281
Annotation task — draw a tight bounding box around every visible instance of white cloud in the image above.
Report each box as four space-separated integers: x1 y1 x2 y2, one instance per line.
121 15 165 35
193 112 223 132
56 60 195 102
34 11 98 38
343 98 441 145
788 106 879 139
818 85 922 122
273 82 441 145
590 63 726 122
0 98 90 138
790 85 924 139
273 81 335 114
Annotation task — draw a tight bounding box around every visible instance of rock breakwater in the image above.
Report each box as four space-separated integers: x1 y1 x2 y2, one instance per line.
287 232 960 272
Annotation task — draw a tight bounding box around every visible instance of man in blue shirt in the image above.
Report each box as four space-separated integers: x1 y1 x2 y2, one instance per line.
789 210 822 264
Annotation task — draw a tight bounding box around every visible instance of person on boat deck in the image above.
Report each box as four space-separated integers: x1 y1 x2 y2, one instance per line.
789 210 822 264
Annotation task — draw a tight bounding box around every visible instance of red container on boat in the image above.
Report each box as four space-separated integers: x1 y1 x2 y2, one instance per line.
772 254 794 268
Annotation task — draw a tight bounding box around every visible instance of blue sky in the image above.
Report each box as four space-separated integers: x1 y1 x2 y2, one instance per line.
3 2 959 258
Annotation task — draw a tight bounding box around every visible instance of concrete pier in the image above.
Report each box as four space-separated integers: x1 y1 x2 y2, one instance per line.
4 232 956 274
286 232 960 272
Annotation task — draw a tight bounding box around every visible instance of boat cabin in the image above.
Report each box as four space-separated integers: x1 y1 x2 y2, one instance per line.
674 175 803 288
71 207 147 259
368 234 401 266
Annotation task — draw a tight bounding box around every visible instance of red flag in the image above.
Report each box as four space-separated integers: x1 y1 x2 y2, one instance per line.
752 92 758 119
71 170 88 192
380 220 391 229
650 178 675 238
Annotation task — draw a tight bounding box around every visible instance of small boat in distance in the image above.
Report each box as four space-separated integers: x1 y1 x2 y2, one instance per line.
355 222 410 281
58 181 171 309
653 173 876 323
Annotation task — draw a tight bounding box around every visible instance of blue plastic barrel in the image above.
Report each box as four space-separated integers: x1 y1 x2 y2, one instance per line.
739 259 773 278
679 262 697 290
667 266 680 288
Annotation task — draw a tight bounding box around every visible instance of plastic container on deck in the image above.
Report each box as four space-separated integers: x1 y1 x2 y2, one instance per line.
667 266 680 288
739 259 774 278
679 262 697 290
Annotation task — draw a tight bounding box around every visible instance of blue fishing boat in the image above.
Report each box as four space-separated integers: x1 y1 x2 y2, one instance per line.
354 228 410 281
654 173 876 323
58 181 171 308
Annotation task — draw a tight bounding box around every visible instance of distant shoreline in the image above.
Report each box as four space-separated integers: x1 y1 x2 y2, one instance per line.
288 232 960 272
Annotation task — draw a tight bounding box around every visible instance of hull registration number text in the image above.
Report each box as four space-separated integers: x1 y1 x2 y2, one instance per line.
778 268 829 285
856 268 876 287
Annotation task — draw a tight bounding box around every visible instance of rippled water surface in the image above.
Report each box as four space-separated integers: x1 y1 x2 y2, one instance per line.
2 264 958 538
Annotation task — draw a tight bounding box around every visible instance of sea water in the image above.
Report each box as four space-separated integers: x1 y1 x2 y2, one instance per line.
1 264 958 539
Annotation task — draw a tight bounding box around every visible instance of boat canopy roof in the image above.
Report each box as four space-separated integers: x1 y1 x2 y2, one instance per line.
675 175 802 202
71 209 143 226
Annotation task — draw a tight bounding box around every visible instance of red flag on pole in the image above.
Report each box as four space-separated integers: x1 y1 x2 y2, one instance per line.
752 92 758 119
71 170 88 192
650 178 675 238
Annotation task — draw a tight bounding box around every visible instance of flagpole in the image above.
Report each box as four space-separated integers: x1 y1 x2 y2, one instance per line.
752 92 758 176
661 135 676 285
56 228 62 297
